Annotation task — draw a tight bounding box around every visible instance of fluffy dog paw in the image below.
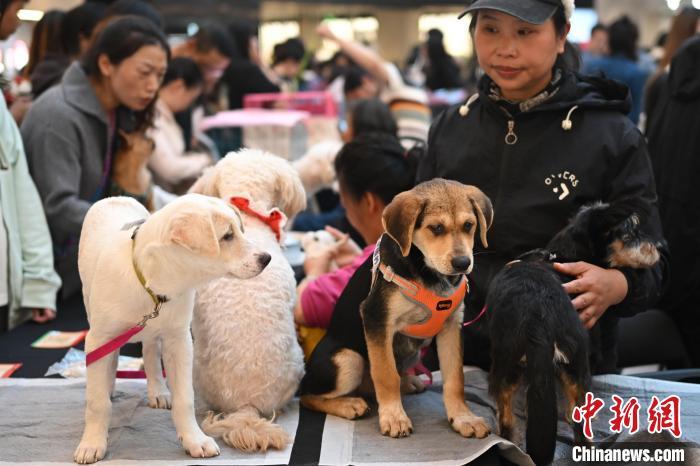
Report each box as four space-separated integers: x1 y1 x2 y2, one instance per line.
73 438 107 464
181 433 220 458
401 375 426 395
379 405 413 438
335 397 370 419
449 413 490 438
147 392 171 410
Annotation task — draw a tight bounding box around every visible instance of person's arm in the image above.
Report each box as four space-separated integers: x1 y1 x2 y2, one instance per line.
21 114 91 245
317 23 390 86
10 120 61 314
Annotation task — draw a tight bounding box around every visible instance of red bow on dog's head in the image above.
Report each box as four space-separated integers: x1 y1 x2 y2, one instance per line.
230 197 285 242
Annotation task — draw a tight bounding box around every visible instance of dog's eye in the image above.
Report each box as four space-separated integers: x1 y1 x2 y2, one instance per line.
222 230 234 241
463 221 473 232
428 224 445 236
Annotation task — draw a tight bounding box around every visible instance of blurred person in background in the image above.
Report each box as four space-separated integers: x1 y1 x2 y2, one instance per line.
582 16 650 125
272 37 309 92
172 22 233 151
223 18 280 110
148 57 211 194
317 22 430 149
646 35 700 366
0 0 61 332
645 7 699 126
581 23 608 70
423 28 463 91
22 10 66 102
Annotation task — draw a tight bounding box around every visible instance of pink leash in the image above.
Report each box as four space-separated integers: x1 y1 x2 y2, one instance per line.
86 326 144 366
463 306 488 328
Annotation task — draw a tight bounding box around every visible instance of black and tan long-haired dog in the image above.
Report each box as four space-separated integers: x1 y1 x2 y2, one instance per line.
301 179 493 439
486 201 661 465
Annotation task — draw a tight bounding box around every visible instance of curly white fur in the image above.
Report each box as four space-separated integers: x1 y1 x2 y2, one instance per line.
190 149 307 452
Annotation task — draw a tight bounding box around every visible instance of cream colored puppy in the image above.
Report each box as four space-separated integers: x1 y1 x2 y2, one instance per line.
189 150 306 452
74 194 271 464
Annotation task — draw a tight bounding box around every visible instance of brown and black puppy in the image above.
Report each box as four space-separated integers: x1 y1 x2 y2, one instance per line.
301 179 493 439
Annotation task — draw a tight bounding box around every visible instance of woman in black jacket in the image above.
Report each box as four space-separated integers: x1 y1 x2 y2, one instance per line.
418 0 668 373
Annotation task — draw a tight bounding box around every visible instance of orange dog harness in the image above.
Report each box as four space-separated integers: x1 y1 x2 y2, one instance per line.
372 237 469 339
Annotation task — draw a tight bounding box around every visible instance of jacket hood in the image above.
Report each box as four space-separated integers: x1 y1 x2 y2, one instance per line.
477 68 632 116
668 35 700 100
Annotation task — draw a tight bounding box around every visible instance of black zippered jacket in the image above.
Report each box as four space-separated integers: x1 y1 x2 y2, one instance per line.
418 70 669 372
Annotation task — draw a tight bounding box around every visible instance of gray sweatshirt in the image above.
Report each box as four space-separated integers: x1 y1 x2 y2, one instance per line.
21 62 112 297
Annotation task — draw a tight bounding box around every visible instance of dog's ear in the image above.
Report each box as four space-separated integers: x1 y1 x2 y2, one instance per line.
167 212 220 256
382 190 424 257
188 166 219 197
274 167 307 218
464 186 493 248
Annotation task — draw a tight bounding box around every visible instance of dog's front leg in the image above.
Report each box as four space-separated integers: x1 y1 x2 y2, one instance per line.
436 314 490 439
143 338 171 409
365 327 412 437
162 331 220 458
74 334 118 464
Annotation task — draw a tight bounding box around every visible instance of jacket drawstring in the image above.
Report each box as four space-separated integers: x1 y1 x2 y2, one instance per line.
459 94 480 117
562 105 579 131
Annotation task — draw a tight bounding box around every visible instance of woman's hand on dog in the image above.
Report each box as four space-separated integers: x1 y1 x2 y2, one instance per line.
30 308 56 324
554 262 629 329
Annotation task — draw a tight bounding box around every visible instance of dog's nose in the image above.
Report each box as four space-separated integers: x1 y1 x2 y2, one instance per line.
257 253 272 268
451 256 471 272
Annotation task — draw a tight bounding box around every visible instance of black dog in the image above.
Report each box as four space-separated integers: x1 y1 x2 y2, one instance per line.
486 201 660 465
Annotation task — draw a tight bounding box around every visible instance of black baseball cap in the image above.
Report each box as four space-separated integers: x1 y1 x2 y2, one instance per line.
458 0 562 25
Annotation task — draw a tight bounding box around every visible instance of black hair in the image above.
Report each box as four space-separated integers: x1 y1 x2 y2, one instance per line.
469 6 581 72
273 38 305 65
608 16 639 61
591 23 607 34
104 0 163 30
347 99 398 138
163 56 203 88
25 10 65 77
343 66 370 94
83 16 171 132
192 22 235 59
227 18 257 60
334 133 417 205
62 2 107 57
425 27 463 90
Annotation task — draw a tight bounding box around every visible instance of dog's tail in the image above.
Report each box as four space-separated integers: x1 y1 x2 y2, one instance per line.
525 325 557 466
202 406 289 453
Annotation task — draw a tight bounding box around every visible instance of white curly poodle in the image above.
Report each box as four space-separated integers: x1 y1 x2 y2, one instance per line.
189 149 307 453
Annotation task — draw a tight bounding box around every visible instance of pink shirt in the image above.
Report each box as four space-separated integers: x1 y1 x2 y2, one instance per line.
300 245 375 328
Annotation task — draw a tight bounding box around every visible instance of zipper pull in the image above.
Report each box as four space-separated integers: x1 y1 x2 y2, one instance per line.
505 120 518 145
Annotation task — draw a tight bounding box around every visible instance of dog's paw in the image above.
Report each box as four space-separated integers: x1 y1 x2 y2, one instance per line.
181 433 220 458
147 392 172 410
223 419 290 452
335 397 370 419
449 413 491 439
73 439 107 464
379 405 413 438
401 375 426 395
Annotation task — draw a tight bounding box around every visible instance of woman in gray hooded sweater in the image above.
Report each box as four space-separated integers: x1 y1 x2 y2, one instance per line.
22 16 170 298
